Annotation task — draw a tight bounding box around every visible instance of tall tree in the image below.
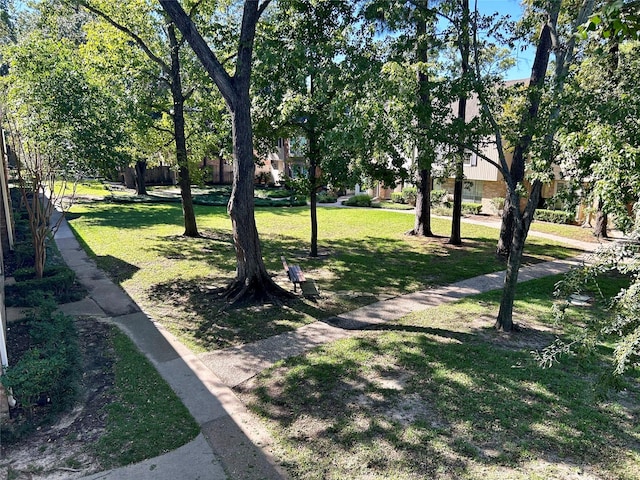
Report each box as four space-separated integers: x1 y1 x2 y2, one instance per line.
447 0 471 246
3 25 127 277
254 0 379 257
363 0 442 237
77 0 201 237
160 0 291 302
495 0 595 255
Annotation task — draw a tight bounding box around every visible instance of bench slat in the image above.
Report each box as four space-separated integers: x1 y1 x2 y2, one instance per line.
288 265 306 283
282 256 306 292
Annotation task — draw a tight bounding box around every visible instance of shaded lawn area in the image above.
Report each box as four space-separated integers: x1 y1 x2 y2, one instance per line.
237 275 640 480
67 202 579 352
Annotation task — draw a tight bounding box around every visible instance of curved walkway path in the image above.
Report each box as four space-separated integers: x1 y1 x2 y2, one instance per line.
48 210 610 479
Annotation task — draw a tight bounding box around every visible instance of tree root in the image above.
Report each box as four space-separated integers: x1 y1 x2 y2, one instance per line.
220 275 295 309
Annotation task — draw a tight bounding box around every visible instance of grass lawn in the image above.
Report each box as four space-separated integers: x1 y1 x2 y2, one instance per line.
528 220 606 244
238 274 640 480
67 202 579 352
95 328 200 469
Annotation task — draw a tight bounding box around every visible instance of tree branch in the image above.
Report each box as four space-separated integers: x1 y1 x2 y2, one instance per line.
159 0 236 106
78 0 170 75
257 0 272 18
150 124 174 135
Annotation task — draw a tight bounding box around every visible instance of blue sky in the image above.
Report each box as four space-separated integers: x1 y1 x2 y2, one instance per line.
477 0 534 80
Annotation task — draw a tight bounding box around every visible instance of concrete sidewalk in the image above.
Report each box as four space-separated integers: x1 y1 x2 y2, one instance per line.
49 209 604 479
52 211 286 480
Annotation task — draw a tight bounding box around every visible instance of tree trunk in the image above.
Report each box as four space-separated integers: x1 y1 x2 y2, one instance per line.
160 0 291 303
496 196 515 255
225 91 292 302
495 180 543 331
308 129 319 257
449 0 470 247
496 6 557 256
450 174 463 244
495 219 525 331
134 160 147 195
168 23 199 238
594 198 609 238
412 168 434 236
411 5 435 237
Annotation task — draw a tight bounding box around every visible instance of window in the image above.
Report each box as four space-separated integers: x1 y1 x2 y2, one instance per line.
463 151 478 167
462 180 483 203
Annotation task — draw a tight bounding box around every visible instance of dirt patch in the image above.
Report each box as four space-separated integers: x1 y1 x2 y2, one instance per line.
1 317 117 479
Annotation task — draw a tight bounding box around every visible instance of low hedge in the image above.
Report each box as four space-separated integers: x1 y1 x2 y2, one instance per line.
317 192 338 204
343 194 373 207
534 209 574 224
6 265 84 307
1 300 81 441
462 203 482 215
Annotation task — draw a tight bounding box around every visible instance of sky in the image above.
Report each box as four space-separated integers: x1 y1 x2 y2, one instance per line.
477 0 535 80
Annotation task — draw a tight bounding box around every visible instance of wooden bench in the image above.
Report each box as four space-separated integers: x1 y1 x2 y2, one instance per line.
281 256 306 292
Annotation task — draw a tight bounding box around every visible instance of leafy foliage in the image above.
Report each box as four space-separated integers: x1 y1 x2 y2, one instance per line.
541 220 640 374
1 299 81 439
534 209 574 225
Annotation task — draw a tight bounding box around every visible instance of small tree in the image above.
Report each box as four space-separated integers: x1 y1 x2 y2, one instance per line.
6 125 71 278
2 22 126 277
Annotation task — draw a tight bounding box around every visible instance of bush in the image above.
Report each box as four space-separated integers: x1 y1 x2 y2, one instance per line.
1 300 80 441
5 265 84 306
490 197 505 214
13 241 35 269
316 192 338 204
259 188 293 199
343 194 373 207
430 189 447 206
534 209 574 224
390 192 404 204
462 203 482 215
402 187 417 206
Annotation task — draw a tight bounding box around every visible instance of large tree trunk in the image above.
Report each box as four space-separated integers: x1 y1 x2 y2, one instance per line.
411 4 435 237
225 98 290 302
496 180 543 331
134 160 147 195
225 127 291 295
168 23 199 238
412 168 434 236
161 0 291 303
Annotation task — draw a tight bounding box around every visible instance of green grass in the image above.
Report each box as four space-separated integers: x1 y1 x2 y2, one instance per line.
238 275 640 480
528 220 602 243
66 202 580 352
95 328 199 469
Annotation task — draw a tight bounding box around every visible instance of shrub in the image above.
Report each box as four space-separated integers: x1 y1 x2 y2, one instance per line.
534 209 574 224
1 300 80 441
316 192 338 204
430 189 447 206
343 194 373 207
402 187 417 206
390 192 405 204
5 265 83 306
490 197 505 214
462 203 482 215
260 188 293 199
13 241 35 269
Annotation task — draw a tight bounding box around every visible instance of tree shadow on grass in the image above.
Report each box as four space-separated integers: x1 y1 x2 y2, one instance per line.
146 275 335 350
95 255 140 284
238 330 640 479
